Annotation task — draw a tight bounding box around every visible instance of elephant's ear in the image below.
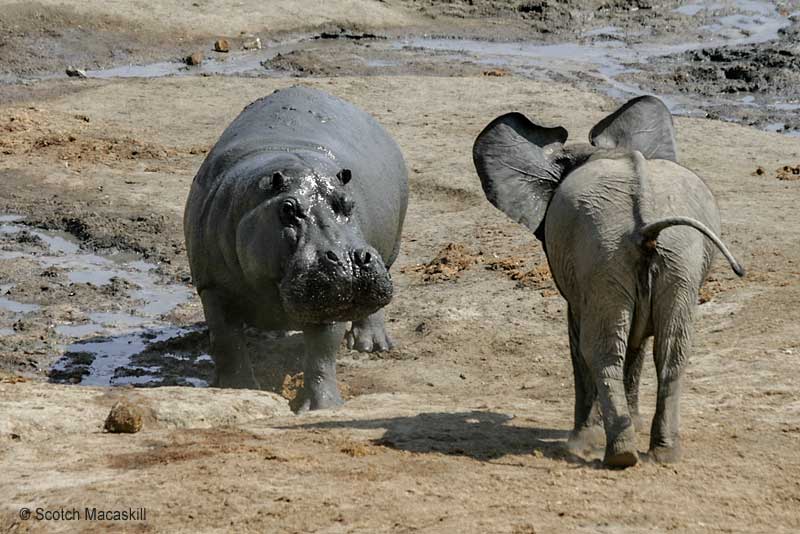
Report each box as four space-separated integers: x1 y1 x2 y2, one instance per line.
589 95 677 162
473 112 569 234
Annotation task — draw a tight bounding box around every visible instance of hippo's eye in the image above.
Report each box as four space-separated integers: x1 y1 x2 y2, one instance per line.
280 199 301 225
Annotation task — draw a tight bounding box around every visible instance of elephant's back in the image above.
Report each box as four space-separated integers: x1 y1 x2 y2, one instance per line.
545 154 720 299
549 155 719 241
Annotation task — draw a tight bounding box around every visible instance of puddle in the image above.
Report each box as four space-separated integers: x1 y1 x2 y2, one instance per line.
51 326 203 387
0 215 206 387
2 217 307 391
392 0 792 130
83 38 326 80
0 297 40 314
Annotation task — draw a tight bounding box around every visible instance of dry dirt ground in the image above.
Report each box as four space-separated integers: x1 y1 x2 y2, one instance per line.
1 1 800 533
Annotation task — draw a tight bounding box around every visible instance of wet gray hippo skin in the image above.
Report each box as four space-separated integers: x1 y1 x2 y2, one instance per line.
184 86 408 411
473 96 745 467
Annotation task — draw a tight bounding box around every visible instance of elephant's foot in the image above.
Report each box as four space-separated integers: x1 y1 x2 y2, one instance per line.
567 424 605 454
295 380 344 413
649 438 682 464
345 310 393 353
603 427 639 468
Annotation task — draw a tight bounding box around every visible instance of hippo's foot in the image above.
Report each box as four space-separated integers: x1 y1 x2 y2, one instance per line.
296 382 344 413
346 310 393 353
603 427 639 468
212 359 261 390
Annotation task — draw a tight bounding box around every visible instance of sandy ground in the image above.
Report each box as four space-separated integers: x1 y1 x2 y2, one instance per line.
1 1 800 533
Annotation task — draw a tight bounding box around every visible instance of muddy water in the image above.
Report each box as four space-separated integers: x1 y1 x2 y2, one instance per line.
0 216 208 387
394 0 793 124
44 0 791 137
5 1 791 135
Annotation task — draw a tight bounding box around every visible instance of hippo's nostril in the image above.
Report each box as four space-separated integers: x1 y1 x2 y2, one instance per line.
326 251 340 263
354 249 373 267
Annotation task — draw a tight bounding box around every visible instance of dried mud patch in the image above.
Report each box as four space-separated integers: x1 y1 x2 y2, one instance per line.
775 164 800 181
401 242 484 282
485 256 556 293
263 44 484 78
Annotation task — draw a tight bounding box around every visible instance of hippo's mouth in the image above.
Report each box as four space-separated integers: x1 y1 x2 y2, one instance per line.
279 269 393 324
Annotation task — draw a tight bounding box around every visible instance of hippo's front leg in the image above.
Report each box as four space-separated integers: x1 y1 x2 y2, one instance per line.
200 288 260 390
298 322 347 411
345 309 393 353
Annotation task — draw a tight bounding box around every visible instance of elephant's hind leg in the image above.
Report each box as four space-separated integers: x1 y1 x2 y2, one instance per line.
649 296 695 464
580 304 639 468
567 306 603 453
624 344 646 431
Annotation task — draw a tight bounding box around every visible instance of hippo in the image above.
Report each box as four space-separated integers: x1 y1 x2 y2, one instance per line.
184 86 408 411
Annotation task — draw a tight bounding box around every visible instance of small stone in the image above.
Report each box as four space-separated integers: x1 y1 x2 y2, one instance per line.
65 66 87 78
242 37 262 50
104 400 143 433
186 52 204 66
214 39 230 53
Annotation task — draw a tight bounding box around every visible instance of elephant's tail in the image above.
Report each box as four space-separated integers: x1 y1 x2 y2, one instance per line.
639 217 746 277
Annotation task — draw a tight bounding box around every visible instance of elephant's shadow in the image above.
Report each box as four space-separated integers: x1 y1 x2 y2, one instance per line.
287 411 602 466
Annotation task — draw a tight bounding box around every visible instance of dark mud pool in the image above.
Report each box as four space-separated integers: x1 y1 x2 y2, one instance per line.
0 215 212 387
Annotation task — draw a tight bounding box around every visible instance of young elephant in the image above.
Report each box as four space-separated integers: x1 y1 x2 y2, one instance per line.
184 86 408 411
473 96 745 467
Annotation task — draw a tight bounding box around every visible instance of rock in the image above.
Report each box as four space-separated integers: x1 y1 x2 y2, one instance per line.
214 39 230 53
104 400 143 433
186 52 204 66
242 37 262 50
65 66 87 79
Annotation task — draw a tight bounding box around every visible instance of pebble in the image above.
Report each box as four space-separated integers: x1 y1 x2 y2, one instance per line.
186 52 204 66
214 39 230 53
242 37 262 50
65 66 87 78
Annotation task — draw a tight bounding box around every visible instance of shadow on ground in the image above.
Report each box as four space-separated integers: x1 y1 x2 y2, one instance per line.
287 411 603 466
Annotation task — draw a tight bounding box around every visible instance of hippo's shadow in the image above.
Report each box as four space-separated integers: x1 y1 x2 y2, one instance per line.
49 324 307 395
287 411 599 465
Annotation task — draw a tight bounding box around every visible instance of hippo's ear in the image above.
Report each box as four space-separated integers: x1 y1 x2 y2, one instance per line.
589 95 677 162
337 168 352 185
473 112 570 235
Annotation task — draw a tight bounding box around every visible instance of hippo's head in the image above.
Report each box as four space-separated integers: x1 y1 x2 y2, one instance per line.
235 153 392 325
